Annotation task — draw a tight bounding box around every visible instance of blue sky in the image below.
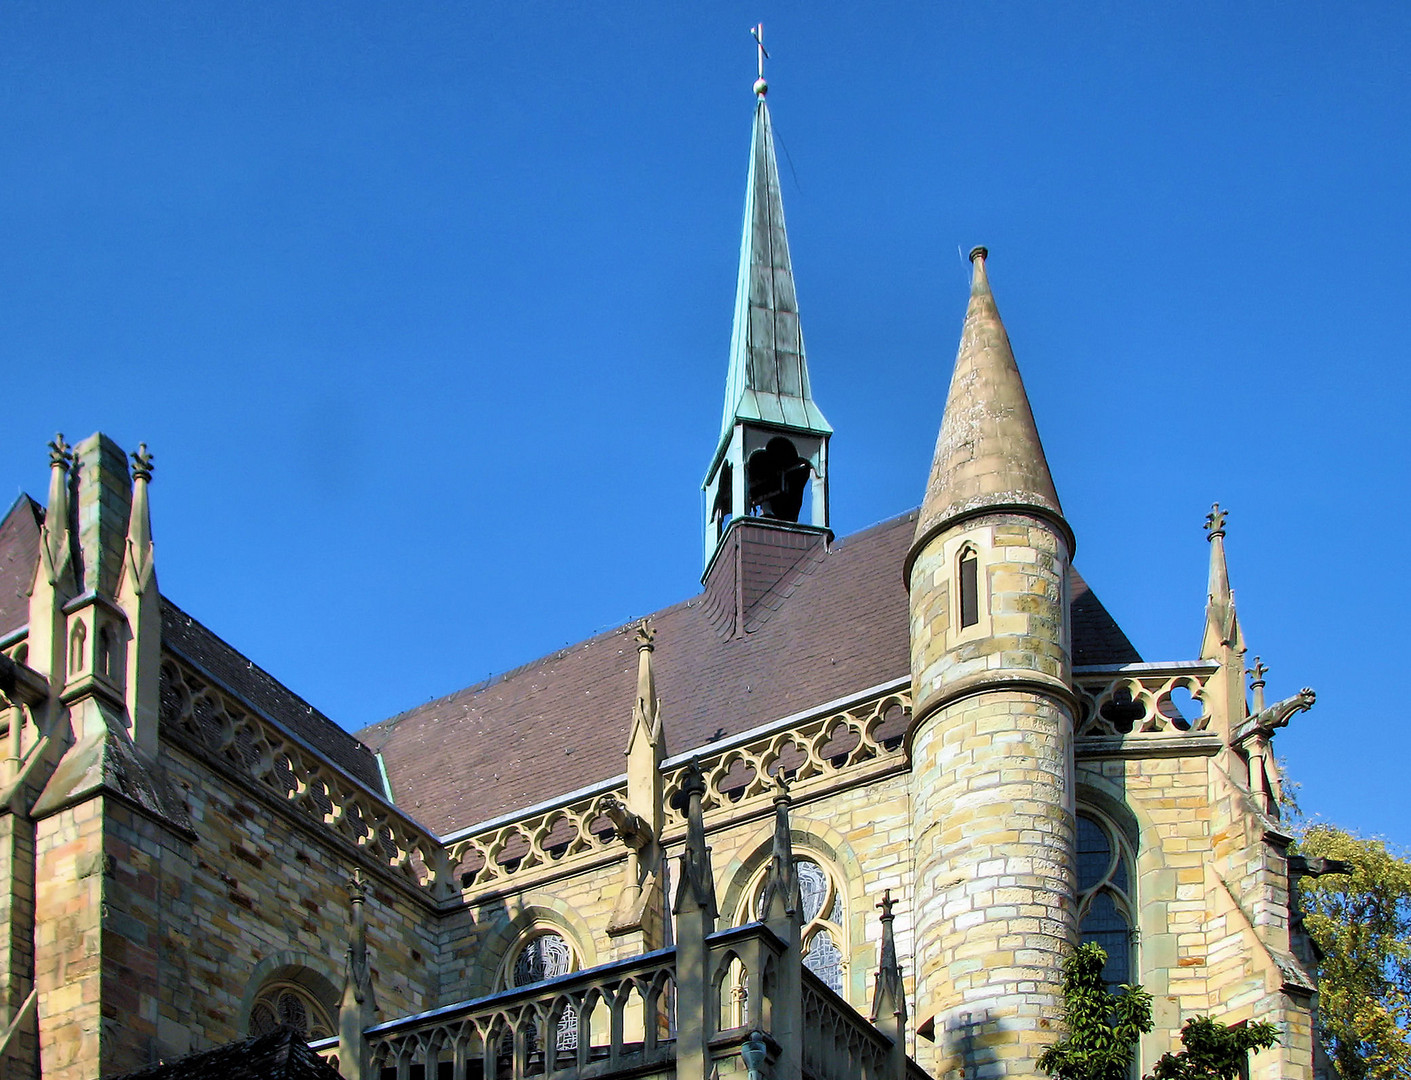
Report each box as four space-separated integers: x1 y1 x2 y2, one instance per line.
3 3 1407 844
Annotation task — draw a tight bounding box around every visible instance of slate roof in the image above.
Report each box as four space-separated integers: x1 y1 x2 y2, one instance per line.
360 509 1140 835
0 495 42 640
0 490 1141 840
0 495 383 793
161 598 384 791
105 1026 343 1080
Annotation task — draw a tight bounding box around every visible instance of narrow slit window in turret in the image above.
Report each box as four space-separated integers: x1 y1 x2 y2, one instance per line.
959 549 980 628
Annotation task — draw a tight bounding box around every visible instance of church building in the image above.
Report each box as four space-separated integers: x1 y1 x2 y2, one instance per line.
0 60 1322 1080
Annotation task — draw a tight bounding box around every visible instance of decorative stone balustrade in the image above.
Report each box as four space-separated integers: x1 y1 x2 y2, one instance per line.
445 786 630 893
800 970 926 1080
362 946 676 1080
443 681 911 898
1073 661 1220 737
315 922 913 1080
661 681 911 830
158 656 454 898
160 657 910 903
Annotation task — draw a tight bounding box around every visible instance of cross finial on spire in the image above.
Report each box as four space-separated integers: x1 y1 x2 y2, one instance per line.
48 433 72 471
877 888 897 920
751 24 769 97
1204 502 1227 540
130 443 154 482
1248 656 1268 687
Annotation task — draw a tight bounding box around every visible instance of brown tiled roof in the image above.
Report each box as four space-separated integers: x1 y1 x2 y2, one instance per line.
360 510 1142 835
0 495 42 640
160 598 384 791
105 1026 342 1080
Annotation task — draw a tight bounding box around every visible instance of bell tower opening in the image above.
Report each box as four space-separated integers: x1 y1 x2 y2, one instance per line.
747 437 811 522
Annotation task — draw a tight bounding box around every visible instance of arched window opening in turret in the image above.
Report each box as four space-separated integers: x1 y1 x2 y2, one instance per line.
958 547 980 629
96 625 122 683
248 979 336 1041
503 930 579 1053
68 621 86 676
746 437 811 522
712 461 735 540
743 855 847 996
1076 810 1136 987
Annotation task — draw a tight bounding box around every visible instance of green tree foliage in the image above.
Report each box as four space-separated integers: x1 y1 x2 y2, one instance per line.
1039 942 1153 1080
1145 1017 1278 1080
1041 943 1278 1080
1296 825 1411 1080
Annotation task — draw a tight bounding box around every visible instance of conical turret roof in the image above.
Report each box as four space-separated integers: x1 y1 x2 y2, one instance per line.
909 248 1070 567
714 95 831 465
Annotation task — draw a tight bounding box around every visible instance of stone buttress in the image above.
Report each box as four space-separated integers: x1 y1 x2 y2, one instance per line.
905 249 1078 1080
0 434 191 1080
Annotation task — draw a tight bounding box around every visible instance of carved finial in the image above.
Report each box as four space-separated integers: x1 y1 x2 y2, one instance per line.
1204 502 1227 540
877 888 897 921
673 759 717 921
751 23 769 97
130 443 154 482
343 867 374 1010
634 619 655 650
681 757 706 800
871 889 906 1031
772 768 791 802
48 434 72 471
1247 657 1268 687
759 767 801 924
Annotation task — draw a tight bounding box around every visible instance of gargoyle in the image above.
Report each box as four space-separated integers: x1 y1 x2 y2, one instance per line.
602 794 654 855
1233 687 1316 746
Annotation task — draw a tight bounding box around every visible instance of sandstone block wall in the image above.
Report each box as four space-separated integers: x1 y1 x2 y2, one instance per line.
1077 743 1313 1080
909 517 1069 704
153 743 441 1054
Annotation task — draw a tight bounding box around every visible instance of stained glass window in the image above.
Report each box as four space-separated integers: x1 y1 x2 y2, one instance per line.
507 932 578 1051
248 981 335 1040
746 856 847 997
1076 810 1135 987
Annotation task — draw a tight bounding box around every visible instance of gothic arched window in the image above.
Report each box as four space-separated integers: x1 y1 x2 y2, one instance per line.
249 980 336 1040
1076 810 1136 987
744 856 847 997
505 930 579 1051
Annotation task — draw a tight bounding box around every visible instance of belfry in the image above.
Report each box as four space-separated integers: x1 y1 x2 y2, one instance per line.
701 37 834 638
0 32 1325 1080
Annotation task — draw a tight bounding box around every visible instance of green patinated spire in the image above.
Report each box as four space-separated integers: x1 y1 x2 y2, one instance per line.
716 92 832 459
701 43 833 578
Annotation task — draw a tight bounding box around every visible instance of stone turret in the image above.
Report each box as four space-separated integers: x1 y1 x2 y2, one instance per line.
905 248 1078 1079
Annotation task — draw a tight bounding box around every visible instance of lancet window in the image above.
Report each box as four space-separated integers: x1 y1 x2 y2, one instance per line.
958 546 980 629
249 980 336 1041
1076 810 1136 987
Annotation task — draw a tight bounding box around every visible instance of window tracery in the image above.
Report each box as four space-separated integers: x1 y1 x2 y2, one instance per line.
742 855 847 996
248 980 336 1040
1076 810 1136 987
505 930 579 1051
